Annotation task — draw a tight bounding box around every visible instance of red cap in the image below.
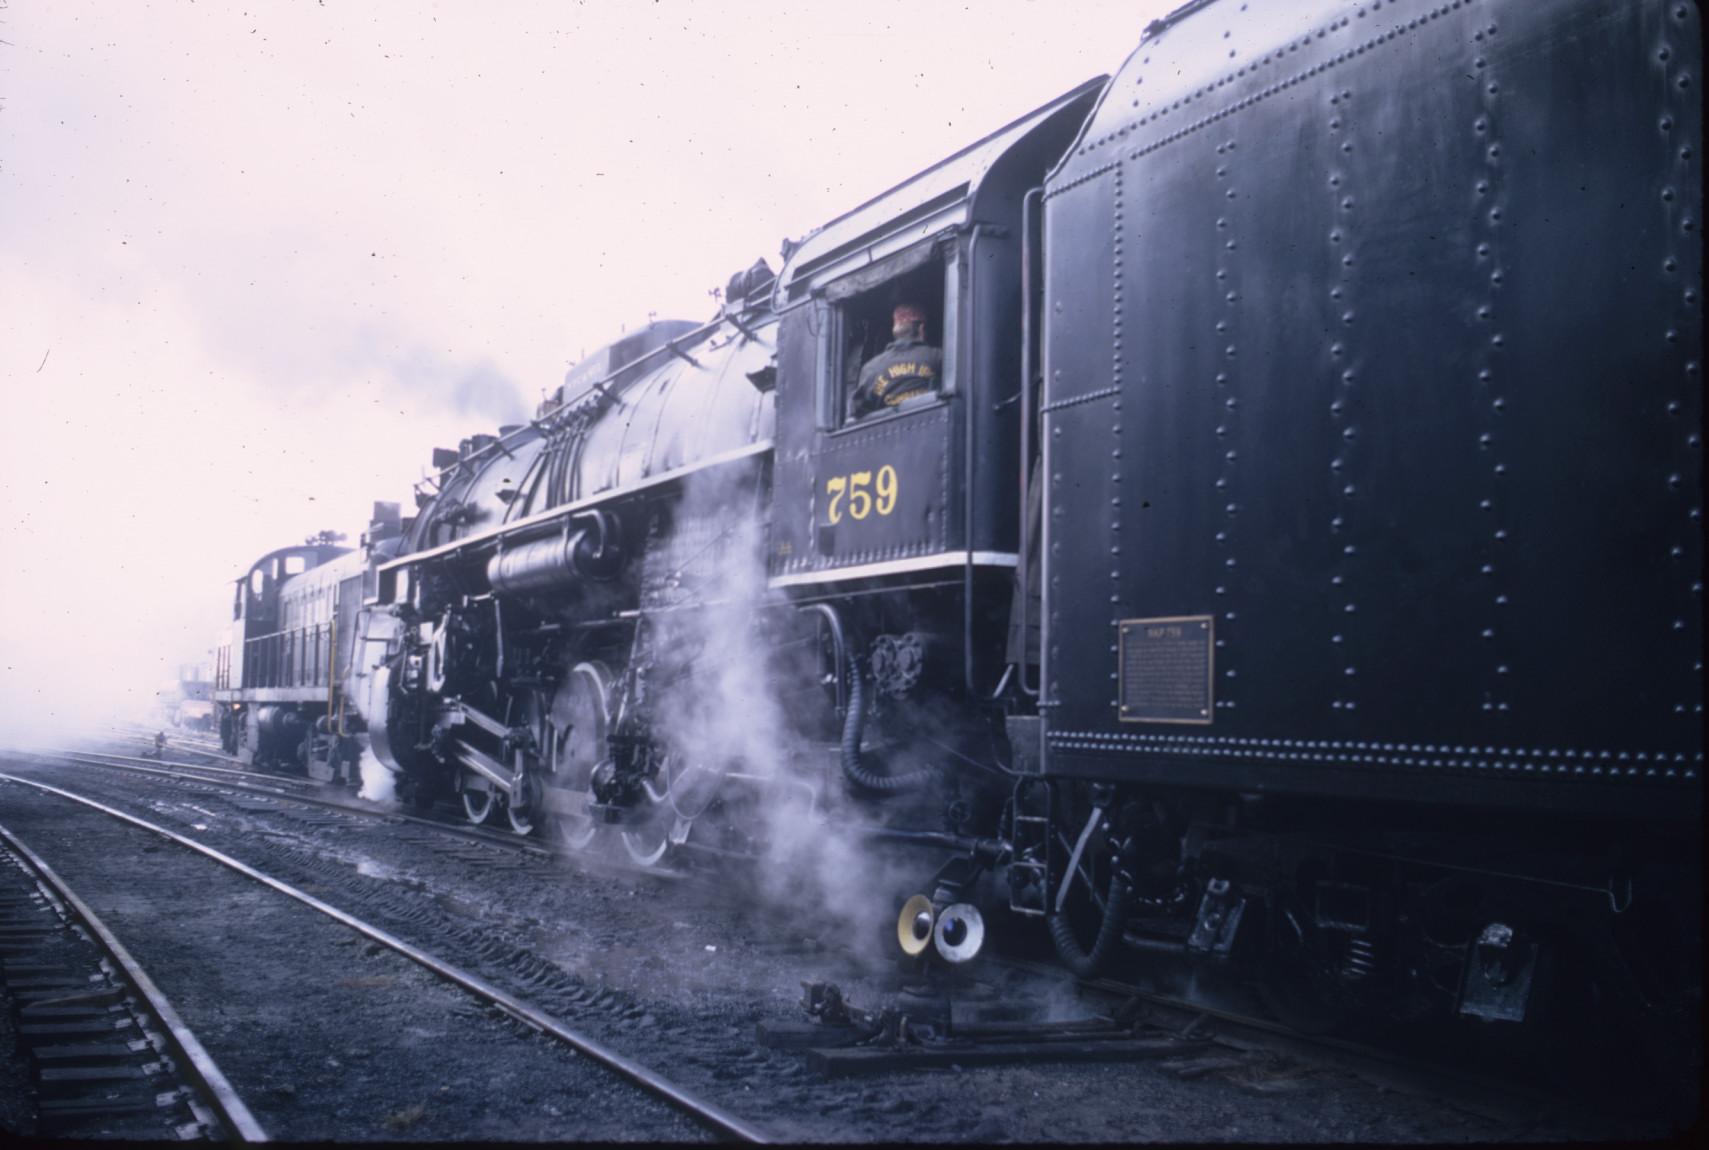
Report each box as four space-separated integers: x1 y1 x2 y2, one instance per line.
892 304 926 327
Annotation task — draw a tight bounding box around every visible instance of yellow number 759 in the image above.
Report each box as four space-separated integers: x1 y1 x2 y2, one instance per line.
825 464 898 524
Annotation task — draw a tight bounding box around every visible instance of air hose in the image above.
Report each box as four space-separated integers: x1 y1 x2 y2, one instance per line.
840 655 935 793
1049 869 1133 979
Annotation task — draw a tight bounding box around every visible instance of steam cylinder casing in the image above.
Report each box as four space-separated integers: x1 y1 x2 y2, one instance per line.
487 530 599 597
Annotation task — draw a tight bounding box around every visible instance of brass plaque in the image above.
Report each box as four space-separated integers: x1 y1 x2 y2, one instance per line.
1118 615 1214 724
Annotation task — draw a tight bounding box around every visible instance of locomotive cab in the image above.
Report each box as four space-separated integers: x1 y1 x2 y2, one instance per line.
768 77 1105 700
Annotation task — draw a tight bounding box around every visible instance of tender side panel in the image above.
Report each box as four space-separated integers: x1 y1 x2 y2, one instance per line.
1041 0 1703 815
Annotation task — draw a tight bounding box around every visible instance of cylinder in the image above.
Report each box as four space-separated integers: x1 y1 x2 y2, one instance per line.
255 705 308 741
487 530 589 597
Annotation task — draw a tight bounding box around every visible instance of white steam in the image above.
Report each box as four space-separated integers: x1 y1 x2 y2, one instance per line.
356 745 398 804
642 470 921 958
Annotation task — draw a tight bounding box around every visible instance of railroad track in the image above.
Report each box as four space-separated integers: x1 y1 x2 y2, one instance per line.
760 949 1634 1140
0 769 769 1143
51 738 1683 1138
108 725 227 758
53 746 802 891
71 750 331 796
38 749 617 872
0 820 265 1141
1033 963 1563 1127
884 933 1681 1137
7 740 1668 1143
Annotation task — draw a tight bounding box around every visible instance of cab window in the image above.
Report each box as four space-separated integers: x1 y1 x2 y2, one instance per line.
818 248 953 430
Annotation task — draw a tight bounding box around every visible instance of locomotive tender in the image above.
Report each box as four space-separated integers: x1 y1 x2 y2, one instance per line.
216 0 1701 1043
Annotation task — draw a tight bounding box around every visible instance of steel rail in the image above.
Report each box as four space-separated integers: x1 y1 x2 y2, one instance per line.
41 749 695 886
0 817 270 1143
153 739 247 765
174 744 247 766
110 723 226 748
0 772 766 1143
106 729 241 764
68 750 330 794
41 751 564 861
61 746 1018 878
110 721 223 745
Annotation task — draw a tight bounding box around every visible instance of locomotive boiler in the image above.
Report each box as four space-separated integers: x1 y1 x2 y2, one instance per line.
223 0 1698 1066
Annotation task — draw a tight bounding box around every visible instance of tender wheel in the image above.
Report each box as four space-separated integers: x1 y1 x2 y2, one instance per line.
461 776 495 825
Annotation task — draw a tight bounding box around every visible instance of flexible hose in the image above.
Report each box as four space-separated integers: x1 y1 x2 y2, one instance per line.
840 656 934 794
1049 869 1133 979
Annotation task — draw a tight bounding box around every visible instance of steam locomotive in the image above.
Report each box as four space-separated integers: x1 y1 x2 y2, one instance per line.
214 0 1701 1056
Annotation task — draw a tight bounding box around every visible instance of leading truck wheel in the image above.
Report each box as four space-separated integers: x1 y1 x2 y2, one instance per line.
503 770 538 837
461 775 495 826
620 814 670 867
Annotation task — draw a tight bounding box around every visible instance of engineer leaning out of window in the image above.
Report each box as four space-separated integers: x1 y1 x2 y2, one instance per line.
848 303 942 421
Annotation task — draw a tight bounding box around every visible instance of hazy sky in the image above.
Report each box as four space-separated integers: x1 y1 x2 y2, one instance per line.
0 0 1171 733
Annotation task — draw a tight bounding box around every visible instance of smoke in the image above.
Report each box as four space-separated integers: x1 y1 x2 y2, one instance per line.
1031 967 1095 1024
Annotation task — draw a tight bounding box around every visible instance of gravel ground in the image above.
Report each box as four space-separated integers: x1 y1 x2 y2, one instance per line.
0 998 29 1136
0 750 1691 1144
0 769 708 1143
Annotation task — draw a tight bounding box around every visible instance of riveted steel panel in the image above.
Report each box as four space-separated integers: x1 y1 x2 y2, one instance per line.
805 405 953 569
1040 174 1118 410
1040 0 1703 813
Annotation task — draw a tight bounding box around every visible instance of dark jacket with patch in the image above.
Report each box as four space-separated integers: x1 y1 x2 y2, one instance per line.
849 338 943 419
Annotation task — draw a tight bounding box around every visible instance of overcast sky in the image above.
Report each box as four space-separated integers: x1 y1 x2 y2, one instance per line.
0 0 1171 734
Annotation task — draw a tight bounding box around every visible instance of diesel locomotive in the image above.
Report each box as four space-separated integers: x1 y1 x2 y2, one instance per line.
213 0 1701 1057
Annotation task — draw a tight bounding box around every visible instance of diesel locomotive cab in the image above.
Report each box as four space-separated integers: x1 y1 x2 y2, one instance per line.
213 506 408 780
214 538 355 773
